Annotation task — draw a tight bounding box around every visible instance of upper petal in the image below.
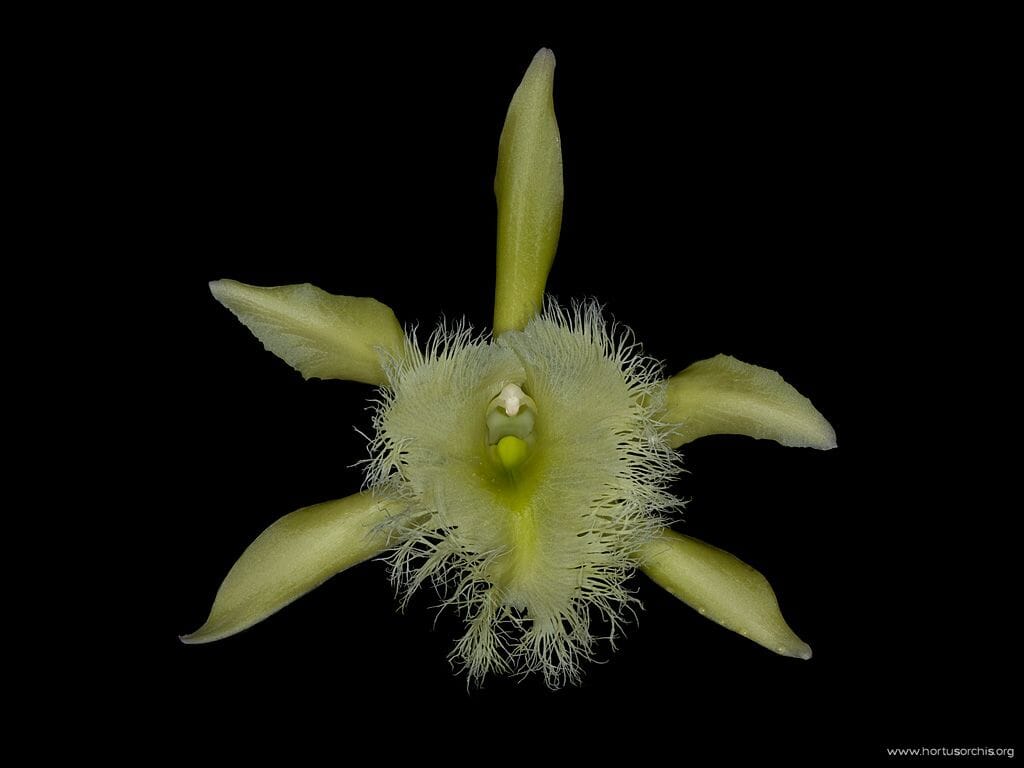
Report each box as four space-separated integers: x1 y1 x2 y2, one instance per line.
181 492 400 644
639 530 812 660
493 49 563 336
210 279 405 385
662 354 836 450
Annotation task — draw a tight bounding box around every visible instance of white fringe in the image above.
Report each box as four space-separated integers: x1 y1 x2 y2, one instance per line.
366 300 682 688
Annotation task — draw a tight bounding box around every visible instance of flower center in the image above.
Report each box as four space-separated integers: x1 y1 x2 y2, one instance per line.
486 383 536 471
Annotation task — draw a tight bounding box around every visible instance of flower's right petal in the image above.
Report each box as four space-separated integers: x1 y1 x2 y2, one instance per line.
210 279 405 384
662 354 836 450
493 48 563 336
639 530 812 660
181 492 400 644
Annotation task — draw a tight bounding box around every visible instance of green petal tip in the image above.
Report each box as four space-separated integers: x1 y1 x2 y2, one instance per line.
640 530 813 660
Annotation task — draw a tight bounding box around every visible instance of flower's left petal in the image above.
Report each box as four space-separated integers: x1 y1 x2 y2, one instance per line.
181 492 399 644
639 530 812 660
210 279 405 384
662 354 836 450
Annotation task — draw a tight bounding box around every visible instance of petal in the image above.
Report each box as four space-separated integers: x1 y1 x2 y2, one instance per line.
639 530 812 659
493 48 563 336
181 492 399 644
210 279 405 385
662 354 836 450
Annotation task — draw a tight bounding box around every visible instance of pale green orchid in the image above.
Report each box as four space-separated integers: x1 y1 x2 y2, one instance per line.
182 48 836 688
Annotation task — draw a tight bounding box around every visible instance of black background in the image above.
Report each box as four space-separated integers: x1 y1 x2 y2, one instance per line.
123 16 1017 760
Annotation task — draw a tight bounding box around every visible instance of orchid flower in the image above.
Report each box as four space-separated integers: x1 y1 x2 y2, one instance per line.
182 48 836 688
